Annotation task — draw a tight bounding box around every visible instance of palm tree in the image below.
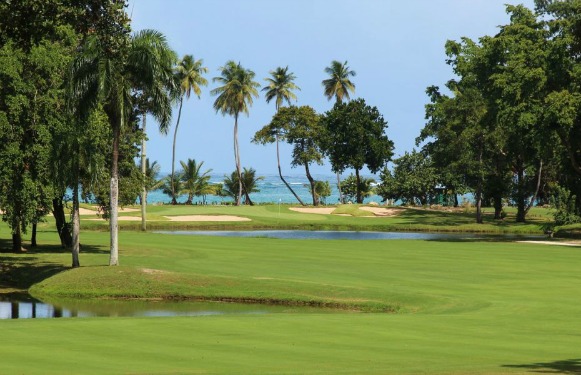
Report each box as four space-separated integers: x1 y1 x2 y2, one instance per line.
162 174 183 201
322 60 356 104
262 66 304 205
135 35 176 231
170 55 208 204
179 158 213 204
221 167 264 205
69 29 175 266
322 60 357 203
211 61 259 205
142 158 163 203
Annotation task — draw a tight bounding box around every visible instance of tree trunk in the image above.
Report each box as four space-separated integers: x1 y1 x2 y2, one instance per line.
305 163 318 206
476 182 483 224
140 113 147 231
355 169 362 204
72 179 80 268
336 172 343 204
171 99 183 205
524 160 543 218
109 122 120 266
31 223 37 247
515 162 526 223
493 193 503 220
11 302 18 319
234 113 242 206
454 193 459 208
52 198 72 248
12 224 23 252
276 134 305 206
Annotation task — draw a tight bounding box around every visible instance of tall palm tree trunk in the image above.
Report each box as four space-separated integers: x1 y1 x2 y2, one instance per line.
72 173 81 268
109 121 121 266
71 145 81 267
234 113 242 206
355 169 362 204
336 173 343 204
140 114 147 231
171 99 183 205
276 134 305 205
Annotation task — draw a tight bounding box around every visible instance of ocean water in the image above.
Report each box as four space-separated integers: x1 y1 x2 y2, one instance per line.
147 173 384 205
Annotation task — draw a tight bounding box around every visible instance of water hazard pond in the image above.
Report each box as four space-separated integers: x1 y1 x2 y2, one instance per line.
0 294 334 320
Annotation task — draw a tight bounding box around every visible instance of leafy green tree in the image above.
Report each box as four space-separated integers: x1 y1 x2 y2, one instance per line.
262 66 303 205
211 61 260 206
254 106 324 205
221 168 263 205
69 25 174 265
179 159 213 204
378 151 439 206
170 55 208 204
480 5 550 222
321 98 394 204
322 60 357 203
0 37 70 252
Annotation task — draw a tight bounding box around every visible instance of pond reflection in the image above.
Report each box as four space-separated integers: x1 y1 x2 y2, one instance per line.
0 294 340 320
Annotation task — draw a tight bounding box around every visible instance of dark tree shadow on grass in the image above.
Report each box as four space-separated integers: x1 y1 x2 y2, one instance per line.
0 256 67 291
503 359 581 374
0 236 107 294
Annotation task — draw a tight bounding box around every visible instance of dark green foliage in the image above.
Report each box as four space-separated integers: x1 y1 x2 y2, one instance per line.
378 151 439 206
321 98 393 203
254 105 324 205
341 174 375 204
551 185 581 225
179 159 213 204
221 168 264 205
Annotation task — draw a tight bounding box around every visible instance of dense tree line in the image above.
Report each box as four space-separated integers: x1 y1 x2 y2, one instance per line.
410 1 581 224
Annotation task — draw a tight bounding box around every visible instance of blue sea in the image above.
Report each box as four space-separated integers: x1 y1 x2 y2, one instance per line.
147 173 384 205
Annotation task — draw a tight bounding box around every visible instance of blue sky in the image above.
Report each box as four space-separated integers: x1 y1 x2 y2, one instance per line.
128 0 536 176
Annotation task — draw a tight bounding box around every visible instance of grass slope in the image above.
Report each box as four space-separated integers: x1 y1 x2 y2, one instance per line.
1 229 580 374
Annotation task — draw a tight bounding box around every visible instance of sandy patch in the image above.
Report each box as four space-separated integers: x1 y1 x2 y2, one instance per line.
85 216 142 221
289 207 336 215
163 215 251 222
518 241 581 247
141 268 167 274
79 208 98 215
78 207 139 215
359 206 401 217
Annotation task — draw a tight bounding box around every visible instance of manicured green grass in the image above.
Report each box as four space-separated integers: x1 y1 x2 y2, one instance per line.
1 228 580 374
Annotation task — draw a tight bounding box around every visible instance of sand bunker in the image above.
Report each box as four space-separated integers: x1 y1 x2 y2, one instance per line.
85 216 142 221
78 207 139 215
289 206 401 217
163 215 251 222
289 207 336 215
359 206 401 217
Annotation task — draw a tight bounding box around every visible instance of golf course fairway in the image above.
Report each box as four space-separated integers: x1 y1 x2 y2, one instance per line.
1 230 580 374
